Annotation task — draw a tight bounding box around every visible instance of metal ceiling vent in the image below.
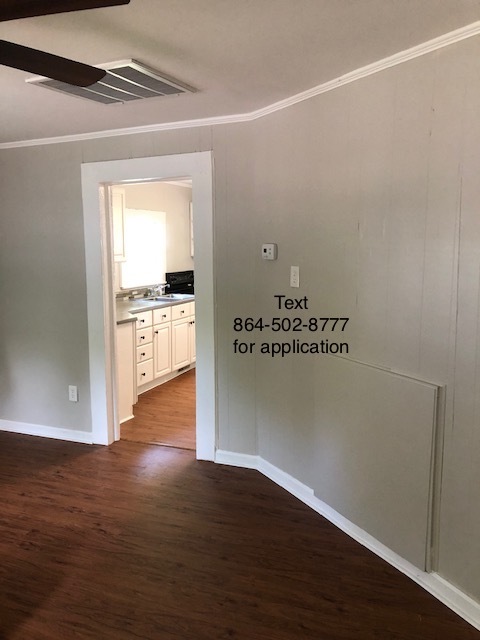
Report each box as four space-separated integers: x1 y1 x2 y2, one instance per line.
26 59 195 104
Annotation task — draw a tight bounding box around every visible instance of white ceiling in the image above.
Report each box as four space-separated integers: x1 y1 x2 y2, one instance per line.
1 0 480 145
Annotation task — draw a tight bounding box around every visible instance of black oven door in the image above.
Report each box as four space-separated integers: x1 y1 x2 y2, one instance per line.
166 270 194 294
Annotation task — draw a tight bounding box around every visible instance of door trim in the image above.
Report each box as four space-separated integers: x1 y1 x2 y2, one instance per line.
81 152 216 460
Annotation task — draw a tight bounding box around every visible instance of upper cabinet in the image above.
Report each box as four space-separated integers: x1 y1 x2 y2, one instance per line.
111 187 126 262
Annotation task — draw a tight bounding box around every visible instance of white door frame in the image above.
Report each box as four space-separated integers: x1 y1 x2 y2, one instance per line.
81 152 216 460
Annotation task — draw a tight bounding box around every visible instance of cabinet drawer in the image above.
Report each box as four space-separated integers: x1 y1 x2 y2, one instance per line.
136 326 153 346
136 342 153 363
137 359 154 386
134 310 153 328
171 302 191 321
153 306 171 324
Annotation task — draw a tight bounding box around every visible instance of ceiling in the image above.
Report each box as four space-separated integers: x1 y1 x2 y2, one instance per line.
1 0 480 145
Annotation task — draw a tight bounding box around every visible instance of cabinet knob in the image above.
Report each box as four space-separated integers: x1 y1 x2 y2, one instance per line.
141 372 146 377
140 319 145 323
141 352 146 356
140 336 145 340
154 330 158 334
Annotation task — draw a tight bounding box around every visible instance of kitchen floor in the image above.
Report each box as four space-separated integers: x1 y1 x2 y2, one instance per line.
121 369 195 450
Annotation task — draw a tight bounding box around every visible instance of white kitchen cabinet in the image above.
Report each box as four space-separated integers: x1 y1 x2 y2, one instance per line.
116 321 136 423
153 306 171 325
188 301 196 363
137 342 153 363
137 358 154 386
189 317 196 363
132 310 154 387
153 323 171 378
171 302 191 321
172 317 191 370
135 301 195 393
136 309 153 328
172 302 195 371
136 325 153 346
111 187 126 262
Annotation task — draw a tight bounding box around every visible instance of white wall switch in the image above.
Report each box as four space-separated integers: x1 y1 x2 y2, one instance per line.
68 385 78 402
262 243 277 260
290 266 300 288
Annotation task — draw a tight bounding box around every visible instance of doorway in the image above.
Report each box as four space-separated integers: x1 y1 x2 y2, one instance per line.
112 179 196 450
121 370 196 449
81 152 215 461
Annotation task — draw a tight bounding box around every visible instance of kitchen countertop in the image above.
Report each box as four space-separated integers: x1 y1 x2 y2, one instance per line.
116 296 194 325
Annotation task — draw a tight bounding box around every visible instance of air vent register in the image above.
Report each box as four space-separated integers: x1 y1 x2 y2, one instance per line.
26 59 195 105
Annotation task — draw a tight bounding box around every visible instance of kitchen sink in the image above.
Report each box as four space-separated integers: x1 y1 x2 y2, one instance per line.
144 293 194 301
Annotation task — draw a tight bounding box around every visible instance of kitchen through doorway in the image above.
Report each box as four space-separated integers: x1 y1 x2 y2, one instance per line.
112 178 196 451
121 370 195 449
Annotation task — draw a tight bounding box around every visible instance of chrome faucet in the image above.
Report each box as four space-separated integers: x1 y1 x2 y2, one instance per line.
146 283 169 296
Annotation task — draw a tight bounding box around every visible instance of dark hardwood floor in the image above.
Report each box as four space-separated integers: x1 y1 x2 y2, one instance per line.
121 369 195 450
0 431 479 640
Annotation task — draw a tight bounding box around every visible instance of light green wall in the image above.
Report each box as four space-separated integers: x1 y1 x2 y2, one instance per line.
247 37 480 598
0 143 92 430
1 35 480 603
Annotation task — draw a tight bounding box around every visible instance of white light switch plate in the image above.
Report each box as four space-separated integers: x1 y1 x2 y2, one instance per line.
290 266 300 288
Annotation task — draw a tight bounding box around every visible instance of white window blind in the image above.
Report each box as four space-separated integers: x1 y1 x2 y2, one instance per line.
120 208 166 289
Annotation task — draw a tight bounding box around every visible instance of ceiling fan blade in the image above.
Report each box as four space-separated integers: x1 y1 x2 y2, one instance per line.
0 40 106 86
0 0 130 22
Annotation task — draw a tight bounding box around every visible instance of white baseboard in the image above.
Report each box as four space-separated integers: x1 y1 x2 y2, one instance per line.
0 419 93 444
257 457 316 502
215 449 480 632
215 449 259 469
425 573 480 631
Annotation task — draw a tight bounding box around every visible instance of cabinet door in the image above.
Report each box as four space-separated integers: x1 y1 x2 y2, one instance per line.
189 318 196 363
154 323 171 378
112 188 126 262
172 318 190 370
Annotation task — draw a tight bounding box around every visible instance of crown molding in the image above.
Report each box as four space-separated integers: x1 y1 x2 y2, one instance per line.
1 20 480 150
249 19 480 121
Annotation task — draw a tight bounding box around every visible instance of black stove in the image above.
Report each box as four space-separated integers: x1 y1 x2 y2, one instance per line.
165 270 194 294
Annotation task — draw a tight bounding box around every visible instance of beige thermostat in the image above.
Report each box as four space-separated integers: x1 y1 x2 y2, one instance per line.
262 243 278 260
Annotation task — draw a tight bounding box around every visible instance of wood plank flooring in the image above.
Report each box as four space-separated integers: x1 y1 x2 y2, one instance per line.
0 431 479 640
121 369 195 450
